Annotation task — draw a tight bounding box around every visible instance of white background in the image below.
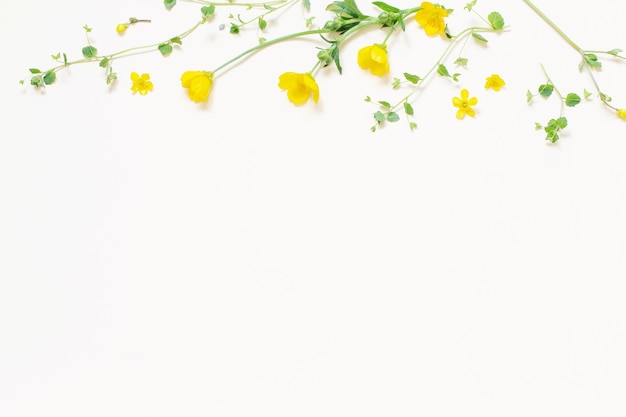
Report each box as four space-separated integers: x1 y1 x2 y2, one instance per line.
2 0 626 415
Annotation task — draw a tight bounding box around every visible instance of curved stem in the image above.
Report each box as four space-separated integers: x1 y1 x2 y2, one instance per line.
522 0 582 53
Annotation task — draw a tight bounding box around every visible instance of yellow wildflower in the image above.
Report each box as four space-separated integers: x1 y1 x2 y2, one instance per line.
452 89 478 119
415 2 449 36
180 71 213 103
130 72 153 95
617 109 626 119
278 72 319 105
357 44 390 76
116 23 128 34
484 74 506 91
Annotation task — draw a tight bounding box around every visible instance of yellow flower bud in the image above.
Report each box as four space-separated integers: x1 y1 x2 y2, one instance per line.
617 109 626 120
116 23 128 34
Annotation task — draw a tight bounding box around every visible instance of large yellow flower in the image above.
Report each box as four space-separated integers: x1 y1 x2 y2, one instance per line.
180 71 213 103
452 89 478 119
415 2 449 36
357 44 390 76
484 74 505 91
130 72 153 95
278 72 319 105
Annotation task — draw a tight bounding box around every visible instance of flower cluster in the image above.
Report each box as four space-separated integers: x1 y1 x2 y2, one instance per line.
19 0 626 142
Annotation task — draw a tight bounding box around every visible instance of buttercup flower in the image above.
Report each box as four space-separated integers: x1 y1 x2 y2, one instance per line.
452 89 478 119
617 109 626 120
180 71 213 103
278 72 319 105
415 2 449 36
357 44 390 76
116 23 128 34
484 74 506 91
130 72 153 95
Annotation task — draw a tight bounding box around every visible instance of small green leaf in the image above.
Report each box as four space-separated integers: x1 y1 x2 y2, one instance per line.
51 52 61 60
29 68 42 74
409 122 417 130
454 57 468 66
43 71 56 85
404 102 414 116
258 17 267 30
372 1 400 13
472 32 488 42
583 89 592 99
378 100 391 108
230 24 240 34
374 111 385 123
526 89 533 103
365 96 371 102
534 122 543 130
201 5 215 17
170 36 182 45
386 112 400 122
437 64 450 77
99 57 110 68
488 11 504 30
30 76 44 88
158 43 173 56
538 84 553 97
164 0 177 9
404 72 420 84
83 25 92 33
464 0 477 11
302 0 311 11
555 117 568 129
565 93 581 107
608 48 623 56
82 45 98 58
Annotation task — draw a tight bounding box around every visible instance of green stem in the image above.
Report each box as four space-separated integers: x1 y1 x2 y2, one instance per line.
212 29 330 74
522 0 582 53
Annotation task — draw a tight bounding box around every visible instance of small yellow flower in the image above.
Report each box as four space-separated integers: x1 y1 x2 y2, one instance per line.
617 109 626 119
180 71 213 103
357 44 390 76
415 2 449 36
278 72 319 105
116 23 128 34
452 89 478 119
484 74 506 91
130 72 153 95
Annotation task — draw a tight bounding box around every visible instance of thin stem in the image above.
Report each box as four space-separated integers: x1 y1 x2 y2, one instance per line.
522 0 582 53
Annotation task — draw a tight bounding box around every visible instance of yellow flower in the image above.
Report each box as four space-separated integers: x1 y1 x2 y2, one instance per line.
415 2 449 36
130 72 153 95
278 72 319 105
484 74 505 91
357 44 390 76
116 23 128 34
180 71 213 103
617 109 626 119
452 89 478 119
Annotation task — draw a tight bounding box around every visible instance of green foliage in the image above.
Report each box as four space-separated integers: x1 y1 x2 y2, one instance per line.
29 68 41 74
404 102 414 116
487 12 504 30
454 57 468 66
164 0 176 10
386 112 400 122
324 0 367 33
82 46 98 58
464 0 477 12
526 89 533 103
565 93 581 107
302 0 311 11
201 5 215 19
437 64 460 81
373 1 399 13
158 43 173 56
99 57 110 68
230 23 240 34
541 117 568 143
472 32 488 43
538 84 553 97
581 53 601 70
43 71 56 85
258 17 267 30
404 73 420 84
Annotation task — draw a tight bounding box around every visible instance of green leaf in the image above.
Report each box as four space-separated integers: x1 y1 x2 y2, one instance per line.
409 122 417 130
608 48 623 56
538 84 553 97
464 0 477 11
583 53 602 69
164 0 176 9
99 57 110 68
403 72 420 84
404 102 414 116
201 5 215 17
565 93 581 107
43 71 56 85
583 89 592 99
170 36 182 45
158 43 173 56
526 89 533 103
378 100 391 108
82 45 98 58
302 0 311 11
472 32 488 42
364 96 371 102
29 68 41 74
374 111 385 123
555 117 568 129
83 25 92 33
229 23 240 34
534 122 543 130
487 11 504 30
386 112 400 122
454 57 468 66
372 1 400 13
258 17 267 30
437 64 450 77
51 52 61 60
30 76 44 88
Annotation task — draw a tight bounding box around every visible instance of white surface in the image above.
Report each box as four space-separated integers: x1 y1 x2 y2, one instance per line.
1 1 626 416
